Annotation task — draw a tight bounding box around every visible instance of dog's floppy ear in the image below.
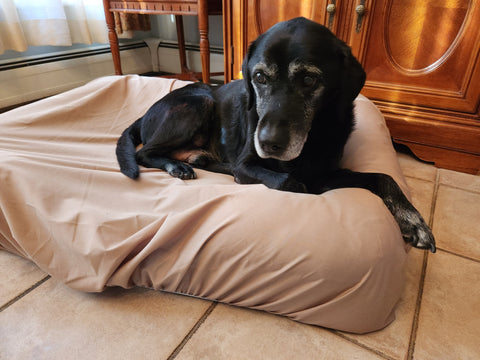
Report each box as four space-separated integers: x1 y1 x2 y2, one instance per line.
339 42 366 103
242 40 257 111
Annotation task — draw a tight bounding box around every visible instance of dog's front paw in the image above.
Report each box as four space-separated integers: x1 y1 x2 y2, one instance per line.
398 207 436 253
232 168 306 193
165 162 197 180
278 175 307 193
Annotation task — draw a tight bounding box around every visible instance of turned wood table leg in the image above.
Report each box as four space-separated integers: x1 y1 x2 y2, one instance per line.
198 0 210 83
175 15 190 75
102 0 122 75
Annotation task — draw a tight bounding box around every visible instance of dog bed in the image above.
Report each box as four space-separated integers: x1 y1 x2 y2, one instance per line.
0 75 411 334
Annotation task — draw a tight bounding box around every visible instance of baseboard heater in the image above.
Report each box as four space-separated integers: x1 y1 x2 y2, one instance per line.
0 41 223 72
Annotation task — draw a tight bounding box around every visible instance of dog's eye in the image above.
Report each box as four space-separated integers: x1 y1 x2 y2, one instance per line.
302 75 317 88
254 72 267 84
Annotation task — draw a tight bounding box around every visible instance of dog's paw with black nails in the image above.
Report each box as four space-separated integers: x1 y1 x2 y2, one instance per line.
165 162 197 180
278 174 307 193
397 206 436 253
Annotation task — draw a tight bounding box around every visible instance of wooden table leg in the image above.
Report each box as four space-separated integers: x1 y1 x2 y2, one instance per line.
198 0 210 83
102 0 122 75
175 15 190 75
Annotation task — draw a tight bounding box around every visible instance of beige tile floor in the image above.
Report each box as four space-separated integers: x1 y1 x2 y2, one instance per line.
1 152 479 360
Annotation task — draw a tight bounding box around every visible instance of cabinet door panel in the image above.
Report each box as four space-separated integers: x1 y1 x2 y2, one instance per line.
361 0 480 114
248 0 327 36
387 0 468 72
228 0 332 79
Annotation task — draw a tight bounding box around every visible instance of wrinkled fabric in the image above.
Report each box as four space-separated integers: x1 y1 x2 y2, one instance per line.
0 75 410 334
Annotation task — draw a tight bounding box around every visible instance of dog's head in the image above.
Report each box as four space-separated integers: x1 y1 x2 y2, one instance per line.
242 17 366 162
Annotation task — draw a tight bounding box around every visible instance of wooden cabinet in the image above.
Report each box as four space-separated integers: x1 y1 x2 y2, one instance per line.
222 0 480 174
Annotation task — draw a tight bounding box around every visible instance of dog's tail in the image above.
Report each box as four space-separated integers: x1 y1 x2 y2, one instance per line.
116 118 142 179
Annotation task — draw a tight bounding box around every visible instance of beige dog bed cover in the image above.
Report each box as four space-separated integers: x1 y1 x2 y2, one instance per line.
0 75 411 334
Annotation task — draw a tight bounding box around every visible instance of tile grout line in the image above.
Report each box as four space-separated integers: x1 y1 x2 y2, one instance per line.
332 331 396 360
404 173 480 196
406 251 429 360
436 248 480 263
406 169 440 360
0 275 51 313
428 170 441 239
439 183 480 195
166 301 218 360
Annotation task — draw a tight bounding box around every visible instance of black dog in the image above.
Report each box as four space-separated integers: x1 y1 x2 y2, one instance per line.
116 17 436 252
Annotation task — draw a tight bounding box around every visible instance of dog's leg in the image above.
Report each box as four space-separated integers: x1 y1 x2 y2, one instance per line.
116 118 143 179
233 162 307 193
313 169 436 252
202 162 233 175
135 148 197 179
131 84 217 179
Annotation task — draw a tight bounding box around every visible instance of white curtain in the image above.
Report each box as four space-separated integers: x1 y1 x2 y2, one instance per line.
0 0 108 55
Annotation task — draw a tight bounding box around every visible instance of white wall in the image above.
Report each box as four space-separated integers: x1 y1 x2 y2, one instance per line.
0 43 224 109
0 14 224 109
0 46 144 108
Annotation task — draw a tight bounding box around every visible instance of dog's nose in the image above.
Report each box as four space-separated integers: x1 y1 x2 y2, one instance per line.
261 141 283 154
258 126 287 155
